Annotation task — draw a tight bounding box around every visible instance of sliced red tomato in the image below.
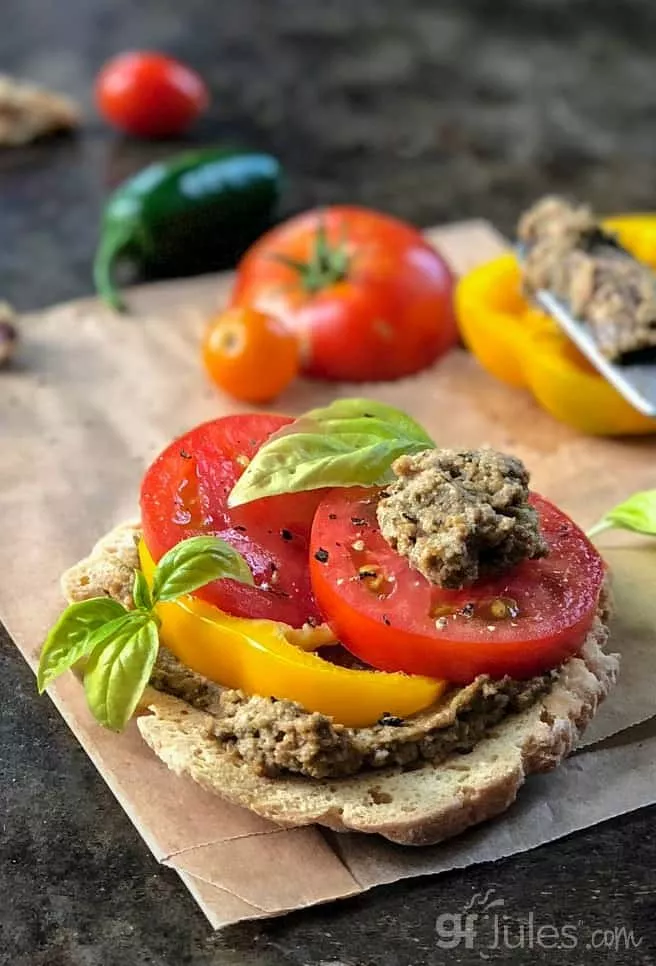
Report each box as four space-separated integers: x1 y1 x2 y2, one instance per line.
310 488 605 681
140 414 324 627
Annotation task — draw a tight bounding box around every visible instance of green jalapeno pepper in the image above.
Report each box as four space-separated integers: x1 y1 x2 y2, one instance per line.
93 147 283 311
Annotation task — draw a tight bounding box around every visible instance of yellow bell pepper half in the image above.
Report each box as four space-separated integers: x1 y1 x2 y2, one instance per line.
455 214 656 436
139 541 445 728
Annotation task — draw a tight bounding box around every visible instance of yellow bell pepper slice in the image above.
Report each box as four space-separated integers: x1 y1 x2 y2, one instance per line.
455 214 656 436
139 541 445 728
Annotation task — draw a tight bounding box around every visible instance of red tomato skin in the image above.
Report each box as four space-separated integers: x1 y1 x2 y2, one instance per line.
310 489 605 681
96 52 208 137
140 414 324 627
229 206 457 381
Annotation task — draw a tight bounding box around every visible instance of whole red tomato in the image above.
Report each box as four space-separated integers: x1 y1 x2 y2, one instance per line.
229 206 457 381
96 52 208 137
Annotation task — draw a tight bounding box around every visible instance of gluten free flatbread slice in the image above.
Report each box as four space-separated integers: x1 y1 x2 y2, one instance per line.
63 522 619 847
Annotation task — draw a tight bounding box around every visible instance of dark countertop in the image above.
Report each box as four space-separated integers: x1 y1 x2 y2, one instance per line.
2 2 656 964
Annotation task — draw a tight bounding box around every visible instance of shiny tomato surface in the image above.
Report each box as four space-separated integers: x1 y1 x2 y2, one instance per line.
96 52 208 137
140 414 323 627
310 488 605 681
202 306 300 403
230 206 456 381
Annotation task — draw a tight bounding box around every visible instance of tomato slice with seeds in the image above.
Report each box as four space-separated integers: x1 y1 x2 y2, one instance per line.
310 488 605 681
140 414 324 627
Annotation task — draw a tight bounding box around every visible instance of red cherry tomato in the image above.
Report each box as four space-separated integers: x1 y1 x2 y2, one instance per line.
229 206 457 381
140 414 324 627
310 489 605 682
96 52 208 137
202 307 300 403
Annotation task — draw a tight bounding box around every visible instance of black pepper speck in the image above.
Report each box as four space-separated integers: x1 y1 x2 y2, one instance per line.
378 713 404 727
314 548 329 563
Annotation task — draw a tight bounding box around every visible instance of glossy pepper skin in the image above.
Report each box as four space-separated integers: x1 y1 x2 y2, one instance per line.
456 215 656 436
94 148 283 311
139 541 445 728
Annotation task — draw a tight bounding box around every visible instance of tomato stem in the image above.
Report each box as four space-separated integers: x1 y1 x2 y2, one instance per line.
271 217 351 294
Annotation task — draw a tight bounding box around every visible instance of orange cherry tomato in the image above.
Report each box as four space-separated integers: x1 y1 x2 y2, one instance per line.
201 306 300 403
96 52 208 137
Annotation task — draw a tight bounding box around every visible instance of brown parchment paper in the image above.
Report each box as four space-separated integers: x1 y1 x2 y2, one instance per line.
2 220 656 929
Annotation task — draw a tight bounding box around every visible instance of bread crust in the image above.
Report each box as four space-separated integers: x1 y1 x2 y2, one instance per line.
63 522 619 847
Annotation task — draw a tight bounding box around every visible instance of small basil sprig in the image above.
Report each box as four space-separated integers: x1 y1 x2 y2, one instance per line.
37 535 253 731
588 489 656 539
150 535 253 601
228 397 434 507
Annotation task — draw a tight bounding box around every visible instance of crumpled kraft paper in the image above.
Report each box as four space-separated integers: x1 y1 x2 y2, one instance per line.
1 220 655 928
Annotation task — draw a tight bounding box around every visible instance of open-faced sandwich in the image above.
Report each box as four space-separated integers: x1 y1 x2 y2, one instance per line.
39 399 619 845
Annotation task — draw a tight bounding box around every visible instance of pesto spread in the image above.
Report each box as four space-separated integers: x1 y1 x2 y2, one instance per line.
376 448 547 589
519 195 656 361
151 646 553 779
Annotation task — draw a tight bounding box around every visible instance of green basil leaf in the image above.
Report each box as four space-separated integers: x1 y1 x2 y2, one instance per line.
132 570 152 611
306 398 434 446
230 432 416 505
84 613 159 731
588 489 656 538
228 397 434 506
151 535 253 603
37 597 127 693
